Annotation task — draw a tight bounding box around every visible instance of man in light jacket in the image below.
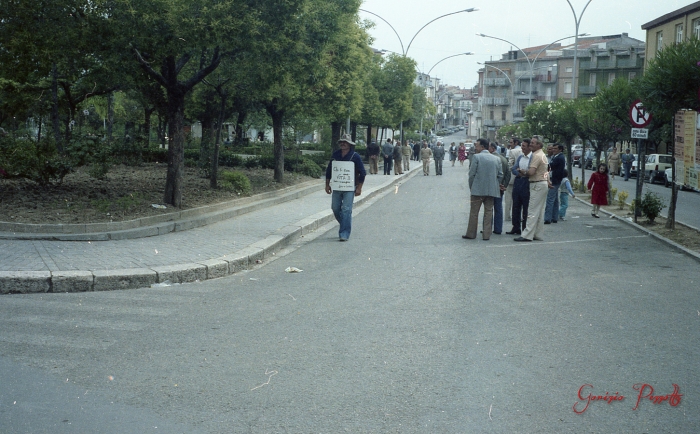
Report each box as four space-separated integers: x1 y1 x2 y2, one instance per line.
463 138 503 240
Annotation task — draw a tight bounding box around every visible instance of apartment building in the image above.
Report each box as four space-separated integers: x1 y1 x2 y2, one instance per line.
641 1 700 67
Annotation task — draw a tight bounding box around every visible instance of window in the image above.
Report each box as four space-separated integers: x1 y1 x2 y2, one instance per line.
694 18 700 38
656 31 663 52
629 72 637 80
565 82 572 94
566 66 573 73
676 24 684 43
608 73 616 85
490 110 494 120
589 73 597 87
501 110 506 121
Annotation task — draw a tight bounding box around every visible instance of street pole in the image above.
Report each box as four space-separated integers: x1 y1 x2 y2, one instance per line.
361 8 478 149
566 0 593 99
478 34 534 106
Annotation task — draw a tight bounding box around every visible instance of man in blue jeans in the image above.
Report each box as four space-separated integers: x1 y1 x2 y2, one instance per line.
325 135 366 241
544 143 566 224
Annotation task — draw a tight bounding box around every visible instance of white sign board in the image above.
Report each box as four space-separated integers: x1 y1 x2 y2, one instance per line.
631 128 648 139
329 161 355 191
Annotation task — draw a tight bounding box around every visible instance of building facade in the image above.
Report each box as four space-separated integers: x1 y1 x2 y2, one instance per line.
642 1 700 67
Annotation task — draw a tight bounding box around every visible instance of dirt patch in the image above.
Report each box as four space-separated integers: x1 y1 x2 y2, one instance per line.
0 164 318 225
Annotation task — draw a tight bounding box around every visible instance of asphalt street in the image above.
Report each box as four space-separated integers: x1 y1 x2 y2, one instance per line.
1 139 699 433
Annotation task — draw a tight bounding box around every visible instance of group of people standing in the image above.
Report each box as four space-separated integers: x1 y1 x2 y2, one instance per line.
464 136 579 242
366 138 473 177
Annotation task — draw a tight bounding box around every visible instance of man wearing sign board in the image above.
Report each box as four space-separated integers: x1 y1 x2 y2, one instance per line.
325 134 367 241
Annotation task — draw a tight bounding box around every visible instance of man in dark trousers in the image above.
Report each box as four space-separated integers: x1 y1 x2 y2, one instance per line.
544 143 566 224
463 138 503 240
382 138 394 175
507 139 531 235
325 134 366 241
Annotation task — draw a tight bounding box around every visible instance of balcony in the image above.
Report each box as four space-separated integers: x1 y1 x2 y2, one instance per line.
484 77 510 87
578 85 598 95
483 97 510 106
484 119 506 127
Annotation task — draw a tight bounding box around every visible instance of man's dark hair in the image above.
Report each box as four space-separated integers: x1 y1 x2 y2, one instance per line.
476 138 489 148
512 138 521 145
556 144 565 151
522 138 531 145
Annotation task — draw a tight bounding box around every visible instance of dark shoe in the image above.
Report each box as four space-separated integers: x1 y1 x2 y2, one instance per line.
462 235 474 239
505 230 520 235
339 238 348 242
493 232 501 235
593 214 600 218
552 220 558 223
514 237 532 242
544 221 551 224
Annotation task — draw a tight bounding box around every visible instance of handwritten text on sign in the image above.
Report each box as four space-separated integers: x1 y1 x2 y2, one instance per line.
330 161 355 191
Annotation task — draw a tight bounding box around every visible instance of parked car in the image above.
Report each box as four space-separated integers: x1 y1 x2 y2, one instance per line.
645 154 673 184
628 154 639 178
572 150 582 167
664 167 674 187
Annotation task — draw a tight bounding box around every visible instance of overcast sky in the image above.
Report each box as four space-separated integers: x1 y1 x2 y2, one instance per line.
359 0 690 89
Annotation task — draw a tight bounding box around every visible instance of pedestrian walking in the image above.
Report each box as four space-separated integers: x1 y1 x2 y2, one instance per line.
514 135 549 242
413 141 421 161
463 138 503 240
621 149 635 181
449 142 457 166
587 163 609 218
402 141 412 172
433 142 445 175
382 138 394 175
393 140 403 175
420 142 432 176
458 142 467 166
325 134 366 241
607 147 621 180
558 169 576 220
366 140 379 175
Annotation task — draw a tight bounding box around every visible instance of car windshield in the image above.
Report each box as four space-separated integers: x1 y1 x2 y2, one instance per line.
659 155 673 164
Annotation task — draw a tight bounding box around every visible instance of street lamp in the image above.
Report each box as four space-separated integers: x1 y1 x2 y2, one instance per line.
566 0 593 98
360 8 478 143
427 52 474 76
478 33 588 106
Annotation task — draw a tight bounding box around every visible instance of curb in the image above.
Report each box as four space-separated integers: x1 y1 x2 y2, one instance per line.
0 180 323 241
0 168 419 294
575 197 700 263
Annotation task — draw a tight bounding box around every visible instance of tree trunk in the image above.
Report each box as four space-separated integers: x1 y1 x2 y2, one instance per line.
351 121 357 143
211 93 226 189
163 90 186 207
666 116 677 229
51 63 63 152
234 111 246 145
266 104 285 183
330 121 341 152
107 92 114 144
143 107 155 147
366 123 372 146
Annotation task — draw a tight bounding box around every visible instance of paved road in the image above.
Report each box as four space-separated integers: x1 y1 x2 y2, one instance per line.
1 157 698 432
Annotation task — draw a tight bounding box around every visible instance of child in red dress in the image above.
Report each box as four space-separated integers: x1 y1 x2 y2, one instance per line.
587 163 609 218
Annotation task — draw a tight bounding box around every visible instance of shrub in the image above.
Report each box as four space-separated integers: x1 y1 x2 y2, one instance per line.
243 156 261 169
0 136 72 185
617 190 629 210
610 187 618 202
220 170 251 195
639 191 666 223
218 150 243 167
296 158 323 178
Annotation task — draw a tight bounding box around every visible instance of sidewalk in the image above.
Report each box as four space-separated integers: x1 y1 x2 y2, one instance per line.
0 163 421 294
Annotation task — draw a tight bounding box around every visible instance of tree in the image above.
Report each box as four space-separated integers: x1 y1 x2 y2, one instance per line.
638 38 700 229
112 0 258 207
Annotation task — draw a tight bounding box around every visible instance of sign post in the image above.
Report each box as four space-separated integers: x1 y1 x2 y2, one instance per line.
629 100 651 223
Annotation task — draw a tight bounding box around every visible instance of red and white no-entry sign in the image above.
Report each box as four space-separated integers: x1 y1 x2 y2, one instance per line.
629 99 652 128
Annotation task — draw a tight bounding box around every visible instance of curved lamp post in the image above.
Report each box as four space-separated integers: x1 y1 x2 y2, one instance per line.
360 8 478 143
566 0 593 98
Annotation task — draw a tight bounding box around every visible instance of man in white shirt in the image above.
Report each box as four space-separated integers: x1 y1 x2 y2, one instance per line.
506 139 531 235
